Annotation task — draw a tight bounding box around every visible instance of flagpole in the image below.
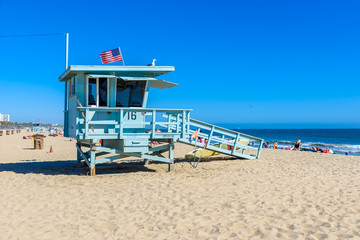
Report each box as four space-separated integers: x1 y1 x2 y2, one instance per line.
118 47 125 66
65 33 69 70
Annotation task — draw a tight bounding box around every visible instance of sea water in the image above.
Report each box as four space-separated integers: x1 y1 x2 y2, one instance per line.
234 129 360 156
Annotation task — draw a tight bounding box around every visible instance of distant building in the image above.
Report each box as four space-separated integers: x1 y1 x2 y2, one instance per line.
0 113 10 122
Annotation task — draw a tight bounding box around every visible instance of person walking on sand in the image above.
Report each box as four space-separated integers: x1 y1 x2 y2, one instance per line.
294 139 302 150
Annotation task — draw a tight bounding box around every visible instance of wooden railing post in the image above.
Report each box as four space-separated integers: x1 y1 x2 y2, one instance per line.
119 109 123 139
181 110 186 138
176 114 180 133
167 112 171 133
231 133 240 155
220 135 225 148
152 110 156 139
207 126 214 146
257 140 264 159
187 111 190 134
85 109 89 139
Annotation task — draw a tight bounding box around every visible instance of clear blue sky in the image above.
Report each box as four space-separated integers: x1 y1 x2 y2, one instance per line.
0 0 359 128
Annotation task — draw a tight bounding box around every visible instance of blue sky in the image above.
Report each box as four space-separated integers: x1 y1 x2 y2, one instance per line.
0 0 359 128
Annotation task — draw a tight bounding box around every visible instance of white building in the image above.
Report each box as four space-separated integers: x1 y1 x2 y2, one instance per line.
0 113 10 122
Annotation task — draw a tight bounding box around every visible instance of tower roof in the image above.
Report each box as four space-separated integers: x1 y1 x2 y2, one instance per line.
59 65 175 82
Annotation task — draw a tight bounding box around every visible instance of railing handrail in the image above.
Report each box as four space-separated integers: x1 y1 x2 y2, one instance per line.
166 114 263 141
77 107 192 112
191 118 263 141
77 107 192 139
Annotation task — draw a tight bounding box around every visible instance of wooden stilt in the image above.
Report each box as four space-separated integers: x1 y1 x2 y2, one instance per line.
76 141 82 167
90 167 96 176
168 162 174 172
90 140 96 176
168 139 174 172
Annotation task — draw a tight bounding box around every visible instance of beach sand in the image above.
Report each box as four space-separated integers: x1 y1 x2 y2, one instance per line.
1 131 360 239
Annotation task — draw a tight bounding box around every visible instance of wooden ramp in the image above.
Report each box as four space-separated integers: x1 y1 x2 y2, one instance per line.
162 115 263 160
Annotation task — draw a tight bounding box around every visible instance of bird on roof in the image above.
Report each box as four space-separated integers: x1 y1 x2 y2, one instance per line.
147 59 157 66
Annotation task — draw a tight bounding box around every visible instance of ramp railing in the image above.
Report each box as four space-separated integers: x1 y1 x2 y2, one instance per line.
162 114 263 159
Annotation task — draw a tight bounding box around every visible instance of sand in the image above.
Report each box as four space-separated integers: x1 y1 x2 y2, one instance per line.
0 131 360 239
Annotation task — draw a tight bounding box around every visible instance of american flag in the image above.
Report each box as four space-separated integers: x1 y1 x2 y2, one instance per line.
100 48 123 64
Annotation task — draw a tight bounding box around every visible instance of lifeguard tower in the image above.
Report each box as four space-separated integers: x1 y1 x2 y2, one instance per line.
32 122 42 131
59 65 263 176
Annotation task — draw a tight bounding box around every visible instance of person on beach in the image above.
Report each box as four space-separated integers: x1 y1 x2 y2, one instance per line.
316 147 324 153
294 139 302 150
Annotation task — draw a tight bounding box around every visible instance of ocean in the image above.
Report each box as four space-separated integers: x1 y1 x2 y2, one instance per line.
234 129 360 156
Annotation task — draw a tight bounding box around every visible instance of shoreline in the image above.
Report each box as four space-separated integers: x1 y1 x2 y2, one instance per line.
235 129 360 156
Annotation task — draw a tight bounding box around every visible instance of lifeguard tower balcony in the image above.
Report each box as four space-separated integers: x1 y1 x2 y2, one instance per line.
60 65 263 176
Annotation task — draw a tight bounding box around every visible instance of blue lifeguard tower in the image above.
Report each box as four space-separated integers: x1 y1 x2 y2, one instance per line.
32 122 42 131
59 65 263 176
